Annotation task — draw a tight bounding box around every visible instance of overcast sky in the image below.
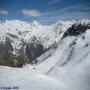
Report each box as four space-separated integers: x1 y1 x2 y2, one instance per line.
0 0 90 24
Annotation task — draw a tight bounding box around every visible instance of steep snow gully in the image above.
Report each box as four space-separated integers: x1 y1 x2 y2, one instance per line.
0 20 90 90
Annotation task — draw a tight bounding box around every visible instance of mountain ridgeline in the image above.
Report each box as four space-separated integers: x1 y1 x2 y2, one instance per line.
0 20 90 67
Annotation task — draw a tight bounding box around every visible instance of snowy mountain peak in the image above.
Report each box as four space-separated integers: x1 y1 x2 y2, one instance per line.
31 21 40 26
0 19 90 67
0 19 90 90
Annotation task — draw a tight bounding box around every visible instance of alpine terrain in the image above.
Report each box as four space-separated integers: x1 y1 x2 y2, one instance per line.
0 19 90 90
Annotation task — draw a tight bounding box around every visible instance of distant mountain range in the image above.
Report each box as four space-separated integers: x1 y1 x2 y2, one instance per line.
0 19 90 67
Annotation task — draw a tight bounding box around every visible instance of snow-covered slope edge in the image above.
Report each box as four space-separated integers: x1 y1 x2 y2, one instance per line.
33 21 90 90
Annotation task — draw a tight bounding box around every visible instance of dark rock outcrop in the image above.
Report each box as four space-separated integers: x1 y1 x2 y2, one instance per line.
26 42 46 64
0 37 15 67
0 37 28 67
62 23 90 39
0 35 47 67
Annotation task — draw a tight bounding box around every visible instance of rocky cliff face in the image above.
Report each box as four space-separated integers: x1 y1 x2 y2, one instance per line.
0 20 90 67
62 22 90 38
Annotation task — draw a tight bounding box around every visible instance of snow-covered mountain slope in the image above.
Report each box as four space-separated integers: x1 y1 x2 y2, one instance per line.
0 20 73 48
0 20 75 67
0 19 90 90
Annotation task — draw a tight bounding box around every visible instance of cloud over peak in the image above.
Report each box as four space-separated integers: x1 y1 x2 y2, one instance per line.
0 9 8 15
22 9 42 17
48 0 62 4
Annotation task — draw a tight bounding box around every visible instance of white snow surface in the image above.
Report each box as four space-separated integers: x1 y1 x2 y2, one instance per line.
0 19 90 90
0 20 74 48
